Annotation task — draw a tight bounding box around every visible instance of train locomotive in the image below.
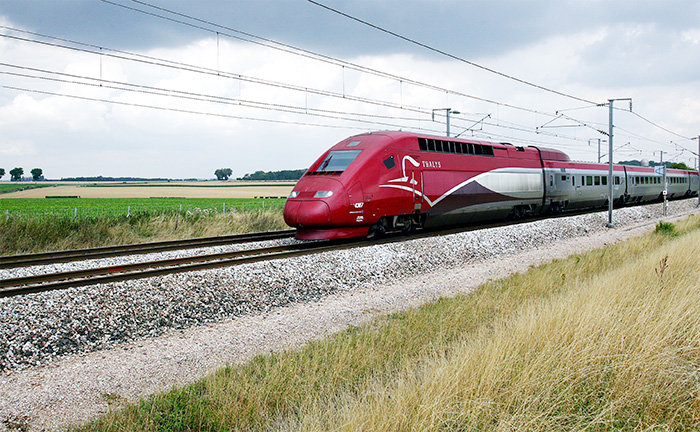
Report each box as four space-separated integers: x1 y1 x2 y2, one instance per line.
284 131 699 240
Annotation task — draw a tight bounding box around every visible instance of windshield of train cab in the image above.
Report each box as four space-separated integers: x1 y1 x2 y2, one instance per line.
314 150 362 172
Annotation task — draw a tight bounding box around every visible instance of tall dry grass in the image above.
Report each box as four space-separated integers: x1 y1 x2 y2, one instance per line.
0 210 286 255
299 220 700 431
76 216 700 432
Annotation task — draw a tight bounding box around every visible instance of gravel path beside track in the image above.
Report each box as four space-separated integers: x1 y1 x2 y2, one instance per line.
0 199 698 431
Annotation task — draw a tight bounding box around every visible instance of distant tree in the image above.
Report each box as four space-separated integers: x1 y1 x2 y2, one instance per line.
239 168 306 181
214 168 233 180
9 167 23 181
0 168 4 179
30 168 43 181
669 162 691 170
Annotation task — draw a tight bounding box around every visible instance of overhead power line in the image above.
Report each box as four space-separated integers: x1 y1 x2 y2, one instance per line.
307 0 598 105
0 32 433 116
0 29 594 143
0 67 455 133
613 106 695 141
0 62 591 144
98 0 565 118
0 84 379 131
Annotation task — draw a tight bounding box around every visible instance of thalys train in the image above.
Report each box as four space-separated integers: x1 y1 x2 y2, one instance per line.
284 131 699 240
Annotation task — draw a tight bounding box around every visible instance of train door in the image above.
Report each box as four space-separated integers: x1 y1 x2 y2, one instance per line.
406 156 423 212
574 173 583 199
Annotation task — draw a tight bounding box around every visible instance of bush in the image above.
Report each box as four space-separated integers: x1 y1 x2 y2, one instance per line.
654 221 678 236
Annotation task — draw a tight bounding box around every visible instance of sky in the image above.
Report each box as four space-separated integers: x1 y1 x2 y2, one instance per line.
0 0 698 179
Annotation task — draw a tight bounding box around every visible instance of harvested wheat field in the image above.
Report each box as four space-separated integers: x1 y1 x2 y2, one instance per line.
0 182 294 199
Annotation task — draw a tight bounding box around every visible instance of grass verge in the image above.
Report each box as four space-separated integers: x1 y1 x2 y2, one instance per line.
0 209 287 255
75 215 700 431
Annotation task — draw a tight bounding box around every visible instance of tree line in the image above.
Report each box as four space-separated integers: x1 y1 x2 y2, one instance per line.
619 160 691 170
0 167 44 181
239 169 306 181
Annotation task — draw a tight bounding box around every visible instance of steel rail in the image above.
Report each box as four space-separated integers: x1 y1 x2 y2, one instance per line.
0 229 296 269
0 240 354 298
0 219 531 298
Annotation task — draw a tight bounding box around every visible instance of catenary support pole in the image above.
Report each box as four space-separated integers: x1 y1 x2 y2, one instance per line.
446 109 451 137
607 100 614 227
598 138 601 163
661 151 668 216
698 135 699 208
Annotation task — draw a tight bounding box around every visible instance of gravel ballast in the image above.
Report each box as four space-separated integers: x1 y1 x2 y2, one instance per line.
0 199 697 431
0 199 697 372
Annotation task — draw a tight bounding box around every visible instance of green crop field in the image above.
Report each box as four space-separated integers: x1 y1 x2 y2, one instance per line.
0 183 55 194
0 197 286 219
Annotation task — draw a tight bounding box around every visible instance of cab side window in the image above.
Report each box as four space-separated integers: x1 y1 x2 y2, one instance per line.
383 156 396 170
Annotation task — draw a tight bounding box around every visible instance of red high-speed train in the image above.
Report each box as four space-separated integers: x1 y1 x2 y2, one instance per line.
284 131 699 240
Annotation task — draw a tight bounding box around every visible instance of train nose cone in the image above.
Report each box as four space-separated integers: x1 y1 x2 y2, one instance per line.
284 200 331 227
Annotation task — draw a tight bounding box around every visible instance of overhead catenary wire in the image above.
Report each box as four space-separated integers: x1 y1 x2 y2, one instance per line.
0 84 387 131
0 32 434 116
2 28 547 134
97 0 568 119
0 68 456 132
613 106 695 141
307 0 598 105
1 64 593 145
0 37 593 145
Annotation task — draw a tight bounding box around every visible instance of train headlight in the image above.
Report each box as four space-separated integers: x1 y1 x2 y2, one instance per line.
314 190 334 198
288 191 299 198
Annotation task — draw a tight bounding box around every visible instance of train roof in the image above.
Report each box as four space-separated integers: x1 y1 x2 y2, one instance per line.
344 131 570 160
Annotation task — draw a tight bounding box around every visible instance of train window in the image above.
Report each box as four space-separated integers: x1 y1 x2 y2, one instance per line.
418 139 427 151
602 176 607 186
586 176 593 186
581 176 585 185
346 141 360 147
594 176 600 186
315 150 362 172
615 176 621 185
383 156 396 170
572 176 575 186
561 175 567 181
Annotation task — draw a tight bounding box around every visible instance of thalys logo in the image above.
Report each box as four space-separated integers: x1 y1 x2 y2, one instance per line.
422 160 441 168
378 155 434 207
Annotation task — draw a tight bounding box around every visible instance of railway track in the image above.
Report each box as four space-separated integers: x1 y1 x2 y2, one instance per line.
0 215 547 298
0 229 296 269
0 205 661 299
